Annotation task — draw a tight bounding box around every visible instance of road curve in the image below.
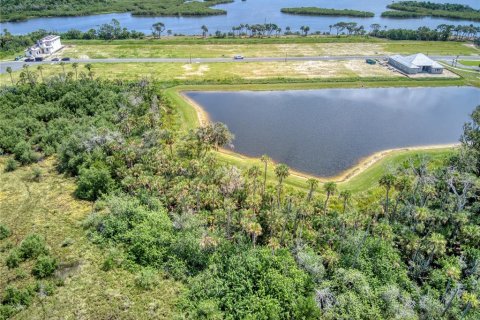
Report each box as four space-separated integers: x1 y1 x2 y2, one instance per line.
1 55 478 74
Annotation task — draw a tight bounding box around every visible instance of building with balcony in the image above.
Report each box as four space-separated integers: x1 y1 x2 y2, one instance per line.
25 35 62 58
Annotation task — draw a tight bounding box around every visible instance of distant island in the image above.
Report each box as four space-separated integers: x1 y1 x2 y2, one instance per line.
382 1 480 21
0 0 234 22
281 7 374 18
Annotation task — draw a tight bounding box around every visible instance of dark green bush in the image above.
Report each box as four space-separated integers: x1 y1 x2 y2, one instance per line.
4 158 18 172
18 234 48 260
13 141 39 165
75 165 115 201
32 255 57 278
1 286 34 307
0 224 11 240
6 248 21 269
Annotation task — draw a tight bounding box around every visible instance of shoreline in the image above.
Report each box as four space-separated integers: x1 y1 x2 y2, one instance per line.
179 90 458 183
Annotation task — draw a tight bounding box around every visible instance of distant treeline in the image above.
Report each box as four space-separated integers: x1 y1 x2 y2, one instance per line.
383 1 480 21
0 0 233 22
281 7 374 18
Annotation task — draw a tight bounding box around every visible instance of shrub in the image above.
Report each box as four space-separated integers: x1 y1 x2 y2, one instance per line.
2 286 34 307
134 268 159 290
6 249 21 269
19 234 48 260
0 224 11 240
13 141 39 165
32 255 57 278
4 158 18 172
75 165 115 201
31 166 42 182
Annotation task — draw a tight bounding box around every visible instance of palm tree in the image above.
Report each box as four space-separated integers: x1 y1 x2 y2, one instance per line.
339 190 352 214
260 154 270 196
36 65 44 82
6 66 14 85
306 178 318 203
323 182 337 214
72 62 78 80
379 173 396 216
247 222 262 247
84 64 93 80
59 61 66 77
274 163 290 207
152 22 165 39
201 25 209 38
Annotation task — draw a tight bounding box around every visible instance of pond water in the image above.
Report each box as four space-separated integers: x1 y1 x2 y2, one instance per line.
186 87 480 177
2 0 479 35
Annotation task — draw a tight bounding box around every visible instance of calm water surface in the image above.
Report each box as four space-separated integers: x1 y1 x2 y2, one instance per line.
186 87 480 177
2 0 479 35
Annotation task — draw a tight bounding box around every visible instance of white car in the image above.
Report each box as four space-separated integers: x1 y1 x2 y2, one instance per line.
233 55 244 60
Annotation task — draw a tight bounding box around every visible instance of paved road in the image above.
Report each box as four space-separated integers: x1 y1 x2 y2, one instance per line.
1 55 479 74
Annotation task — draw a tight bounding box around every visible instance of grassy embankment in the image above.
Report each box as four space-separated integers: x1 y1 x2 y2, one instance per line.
280 7 374 18
59 38 479 59
0 157 182 319
382 1 480 21
459 60 480 67
1 0 232 22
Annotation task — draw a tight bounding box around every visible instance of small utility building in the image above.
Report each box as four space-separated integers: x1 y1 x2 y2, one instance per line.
388 53 443 74
25 35 62 58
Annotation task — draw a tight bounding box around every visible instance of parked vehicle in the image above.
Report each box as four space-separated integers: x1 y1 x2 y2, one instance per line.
51 58 59 61
35 57 43 62
24 58 34 62
61 57 71 61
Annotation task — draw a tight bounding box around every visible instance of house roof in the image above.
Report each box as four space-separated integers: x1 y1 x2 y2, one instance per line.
390 53 442 69
40 35 60 42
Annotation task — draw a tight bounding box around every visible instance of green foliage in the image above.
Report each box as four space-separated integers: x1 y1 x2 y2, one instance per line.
4 158 18 172
0 224 11 240
134 268 159 290
18 234 48 260
32 255 58 278
1 286 34 308
6 248 21 269
75 165 115 200
384 1 480 21
183 247 319 319
13 141 39 165
0 0 233 22
281 7 374 18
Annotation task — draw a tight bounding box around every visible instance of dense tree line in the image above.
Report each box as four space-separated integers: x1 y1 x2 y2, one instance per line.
281 7 374 18
1 75 479 319
384 1 480 21
0 0 233 23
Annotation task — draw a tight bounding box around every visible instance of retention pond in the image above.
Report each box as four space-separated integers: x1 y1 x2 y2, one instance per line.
186 87 480 177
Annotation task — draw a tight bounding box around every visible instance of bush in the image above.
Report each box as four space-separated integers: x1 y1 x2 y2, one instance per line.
75 165 115 201
6 249 21 269
13 141 39 165
31 166 43 182
4 158 18 172
32 255 57 278
2 286 34 307
19 234 48 260
134 268 159 290
0 224 11 240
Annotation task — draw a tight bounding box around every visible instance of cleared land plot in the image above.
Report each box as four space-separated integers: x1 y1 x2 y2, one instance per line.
0 158 182 319
459 60 480 67
0 60 403 84
60 40 479 59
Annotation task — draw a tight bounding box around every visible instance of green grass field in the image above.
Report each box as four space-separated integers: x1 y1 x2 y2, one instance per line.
0 158 182 319
58 39 479 59
459 60 480 67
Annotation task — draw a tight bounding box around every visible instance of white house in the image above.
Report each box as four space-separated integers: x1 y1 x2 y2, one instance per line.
25 35 62 58
388 53 443 74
